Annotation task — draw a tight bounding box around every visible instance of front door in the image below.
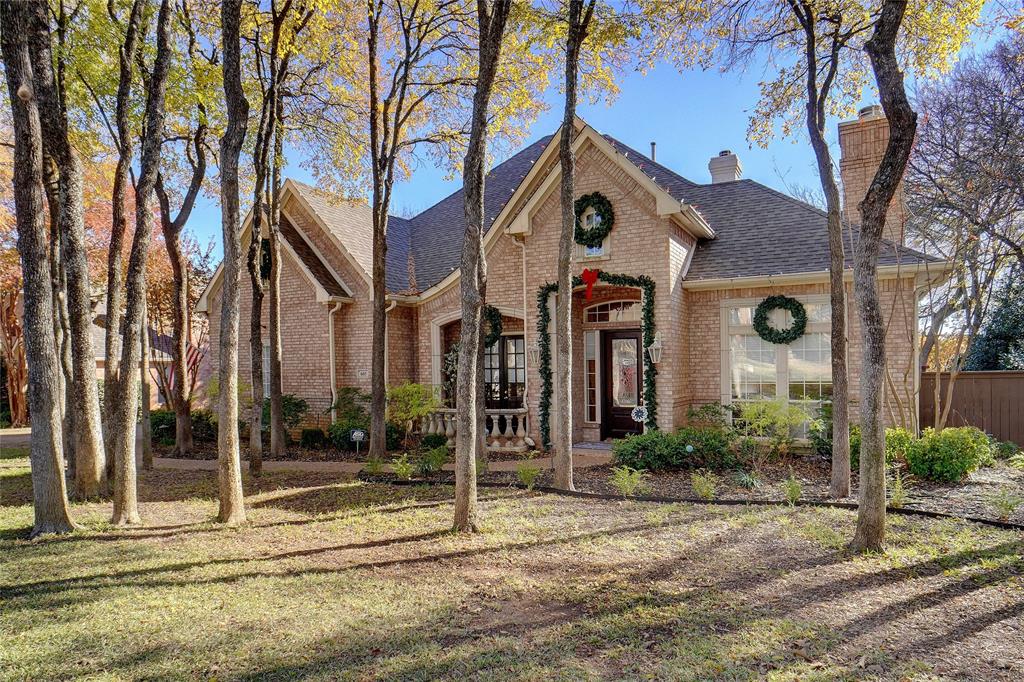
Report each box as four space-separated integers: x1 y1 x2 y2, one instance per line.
601 330 643 439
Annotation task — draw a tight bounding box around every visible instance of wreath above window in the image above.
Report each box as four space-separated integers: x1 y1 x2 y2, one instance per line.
753 295 807 345
482 305 503 348
573 192 615 248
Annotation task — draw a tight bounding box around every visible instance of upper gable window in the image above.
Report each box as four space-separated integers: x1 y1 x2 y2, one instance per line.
585 300 640 324
577 207 608 258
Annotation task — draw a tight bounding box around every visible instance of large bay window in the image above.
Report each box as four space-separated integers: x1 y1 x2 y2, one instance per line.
723 296 832 434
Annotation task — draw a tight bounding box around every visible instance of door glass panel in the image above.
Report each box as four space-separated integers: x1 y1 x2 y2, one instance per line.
611 339 638 408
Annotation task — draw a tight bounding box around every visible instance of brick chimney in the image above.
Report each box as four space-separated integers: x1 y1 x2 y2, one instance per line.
708 150 742 184
838 104 906 244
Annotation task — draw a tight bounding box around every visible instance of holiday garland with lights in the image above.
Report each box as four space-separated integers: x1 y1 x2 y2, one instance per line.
573 192 615 248
753 294 807 345
536 270 657 448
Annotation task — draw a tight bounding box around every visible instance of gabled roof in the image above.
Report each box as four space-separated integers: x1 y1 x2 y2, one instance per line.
279 216 349 298
602 137 940 281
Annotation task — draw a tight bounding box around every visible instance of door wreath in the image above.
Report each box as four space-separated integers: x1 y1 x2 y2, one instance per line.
753 295 807 345
482 305 503 348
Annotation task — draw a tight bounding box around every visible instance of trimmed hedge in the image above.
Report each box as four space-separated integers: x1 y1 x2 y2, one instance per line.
300 428 326 449
906 426 993 482
612 427 734 471
327 418 402 452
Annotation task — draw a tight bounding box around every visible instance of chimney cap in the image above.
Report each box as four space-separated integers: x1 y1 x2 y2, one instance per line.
859 104 884 120
709 150 742 183
718 149 733 156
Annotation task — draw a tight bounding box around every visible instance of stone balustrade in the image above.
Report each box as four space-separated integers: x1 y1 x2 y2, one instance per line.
420 407 534 452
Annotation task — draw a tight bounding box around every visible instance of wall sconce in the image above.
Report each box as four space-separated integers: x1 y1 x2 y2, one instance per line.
527 341 541 366
646 333 663 365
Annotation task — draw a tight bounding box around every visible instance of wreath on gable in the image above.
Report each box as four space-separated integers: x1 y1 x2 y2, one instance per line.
482 305 503 348
753 295 807 345
573 192 615 248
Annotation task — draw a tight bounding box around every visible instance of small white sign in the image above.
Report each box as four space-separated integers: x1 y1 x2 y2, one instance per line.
350 429 367 443
356 368 370 380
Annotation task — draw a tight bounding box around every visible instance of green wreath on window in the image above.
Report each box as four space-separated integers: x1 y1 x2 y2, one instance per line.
483 305 503 348
573 192 615 248
753 295 807 345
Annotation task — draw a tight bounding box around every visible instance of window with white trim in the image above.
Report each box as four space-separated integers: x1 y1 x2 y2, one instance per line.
576 207 609 258
724 298 832 433
585 300 640 324
584 330 600 422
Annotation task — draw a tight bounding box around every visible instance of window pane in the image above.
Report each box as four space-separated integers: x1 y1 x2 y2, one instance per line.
729 306 754 326
788 332 832 400
730 333 776 400
584 331 597 421
611 338 639 408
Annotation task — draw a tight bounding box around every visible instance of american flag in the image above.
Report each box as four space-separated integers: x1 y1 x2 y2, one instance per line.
149 328 204 389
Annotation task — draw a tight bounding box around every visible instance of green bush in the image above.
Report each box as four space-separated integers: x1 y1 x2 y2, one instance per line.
386 382 439 446
613 426 736 472
327 418 402 452
906 426 992 482
851 427 915 471
690 470 719 501
608 466 649 496
332 387 370 421
420 433 449 450
517 461 541 490
191 409 217 442
810 402 862 463
417 445 448 476
738 399 808 456
391 454 414 480
299 428 326 449
150 409 176 443
261 394 310 432
993 440 1020 461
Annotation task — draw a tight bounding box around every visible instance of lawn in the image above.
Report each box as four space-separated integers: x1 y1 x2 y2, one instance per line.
1 466 1023 681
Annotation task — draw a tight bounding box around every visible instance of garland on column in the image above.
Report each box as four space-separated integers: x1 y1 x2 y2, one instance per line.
482 304 503 348
536 271 657 448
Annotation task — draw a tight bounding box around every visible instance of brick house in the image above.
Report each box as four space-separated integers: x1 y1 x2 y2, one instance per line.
197 111 947 449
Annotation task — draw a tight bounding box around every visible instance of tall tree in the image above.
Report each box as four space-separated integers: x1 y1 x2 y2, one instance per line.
453 0 513 532
217 0 250 525
108 0 173 527
552 0 595 491
0 0 76 536
25 0 108 499
850 0 917 553
103 0 146 454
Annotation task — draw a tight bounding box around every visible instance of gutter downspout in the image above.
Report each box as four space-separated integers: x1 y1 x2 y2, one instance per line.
383 297 397 384
511 234 528 398
327 300 343 422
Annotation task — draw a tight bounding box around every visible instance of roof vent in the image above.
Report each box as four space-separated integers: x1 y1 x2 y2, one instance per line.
708 150 742 184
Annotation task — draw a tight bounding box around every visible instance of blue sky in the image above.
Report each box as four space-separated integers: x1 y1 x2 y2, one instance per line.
187 24 1001 259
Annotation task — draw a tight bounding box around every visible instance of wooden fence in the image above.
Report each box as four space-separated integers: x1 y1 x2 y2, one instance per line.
919 371 1024 446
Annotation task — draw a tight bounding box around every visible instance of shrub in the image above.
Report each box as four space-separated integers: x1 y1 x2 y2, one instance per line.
735 470 761 490
299 428 326 449
261 394 310 432
686 402 732 428
327 418 402 452
613 427 734 472
332 387 370 421
739 399 808 456
420 433 449 450
150 409 176 443
364 455 385 475
1010 453 1024 470
676 426 736 470
612 431 681 471
989 486 1023 522
417 445 448 477
391 454 414 480
386 382 440 446
191 409 217 442
517 461 541 490
993 440 1020 461
690 470 719 501
608 466 649 497
906 426 991 482
782 469 802 505
885 427 914 463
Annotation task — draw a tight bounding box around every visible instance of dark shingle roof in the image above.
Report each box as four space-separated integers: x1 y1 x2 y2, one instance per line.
287 128 939 294
406 136 552 289
603 137 939 281
280 215 349 297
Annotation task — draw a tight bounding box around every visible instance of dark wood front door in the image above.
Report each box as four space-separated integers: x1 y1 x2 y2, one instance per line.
601 330 643 439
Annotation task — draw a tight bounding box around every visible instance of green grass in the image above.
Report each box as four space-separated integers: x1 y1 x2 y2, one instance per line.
0 445 29 460
1 466 1022 681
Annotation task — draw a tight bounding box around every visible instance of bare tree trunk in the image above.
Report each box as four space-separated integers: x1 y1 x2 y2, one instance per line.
851 0 917 553
43 160 72 466
140 302 153 470
27 0 107 498
552 0 595 491
217 0 250 524
1 0 76 536
247 231 265 474
454 0 512 532
267 97 286 458
109 0 172 527
104 0 146 460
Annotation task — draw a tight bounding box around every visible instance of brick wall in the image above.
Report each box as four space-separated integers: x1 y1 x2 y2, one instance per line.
838 110 906 245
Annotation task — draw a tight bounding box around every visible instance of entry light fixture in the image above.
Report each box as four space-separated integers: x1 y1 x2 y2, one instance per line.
646 333 664 365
